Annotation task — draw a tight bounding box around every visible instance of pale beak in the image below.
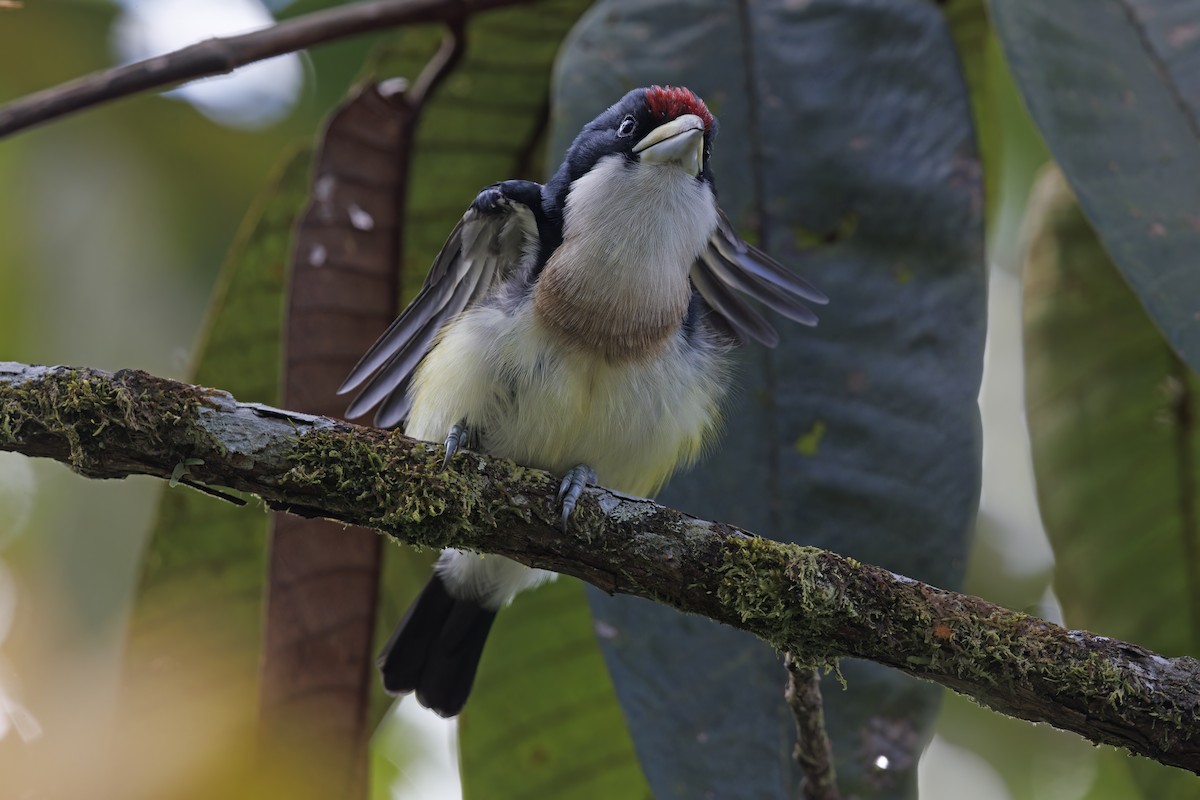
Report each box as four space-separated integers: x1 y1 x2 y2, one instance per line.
632 113 705 176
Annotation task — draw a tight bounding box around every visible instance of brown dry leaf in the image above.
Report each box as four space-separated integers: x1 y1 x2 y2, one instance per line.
260 81 417 798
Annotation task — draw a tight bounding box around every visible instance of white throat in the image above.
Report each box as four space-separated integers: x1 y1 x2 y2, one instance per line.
533 154 718 358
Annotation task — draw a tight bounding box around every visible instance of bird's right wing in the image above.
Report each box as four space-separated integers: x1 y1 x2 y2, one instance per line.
691 209 829 347
339 181 542 427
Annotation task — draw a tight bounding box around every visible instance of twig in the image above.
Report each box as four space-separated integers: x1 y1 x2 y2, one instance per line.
407 18 468 106
785 653 839 800
0 0 533 139
178 477 247 506
3 362 1200 775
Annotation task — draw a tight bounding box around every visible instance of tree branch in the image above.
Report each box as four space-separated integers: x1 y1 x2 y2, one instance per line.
0 0 531 139
785 654 840 800
2 361 1199 775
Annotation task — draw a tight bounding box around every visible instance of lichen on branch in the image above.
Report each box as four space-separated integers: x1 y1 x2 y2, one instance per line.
2 361 1199 775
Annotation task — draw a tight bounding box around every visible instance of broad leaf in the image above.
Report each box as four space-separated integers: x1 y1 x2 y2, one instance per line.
942 0 995 211
1024 165 1200 661
1022 165 1200 798
941 3 1049 267
992 0 1200 370
260 82 421 795
553 0 985 796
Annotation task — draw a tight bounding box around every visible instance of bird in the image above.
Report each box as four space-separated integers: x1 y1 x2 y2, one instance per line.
338 85 827 717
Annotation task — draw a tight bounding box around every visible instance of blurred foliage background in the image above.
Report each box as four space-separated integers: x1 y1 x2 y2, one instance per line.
0 1 1196 798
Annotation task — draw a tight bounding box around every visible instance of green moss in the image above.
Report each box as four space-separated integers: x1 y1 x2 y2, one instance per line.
924 609 1022 689
717 536 840 660
283 426 495 550
921 603 1187 740
717 533 1183 734
0 367 214 473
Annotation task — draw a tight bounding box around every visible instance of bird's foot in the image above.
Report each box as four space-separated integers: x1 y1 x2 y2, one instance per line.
557 464 597 529
470 186 509 215
442 422 471 470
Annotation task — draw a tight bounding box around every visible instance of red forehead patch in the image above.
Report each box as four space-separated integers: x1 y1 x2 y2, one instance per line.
644 85 714 130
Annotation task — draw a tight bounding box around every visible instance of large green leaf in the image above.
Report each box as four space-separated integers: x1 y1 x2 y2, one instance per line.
1022 165 1200 797
947 16 1050 271
123 150 308 724
942 0 995 210
552 0 985 796
1024 165 1200 659
992 0 1200 370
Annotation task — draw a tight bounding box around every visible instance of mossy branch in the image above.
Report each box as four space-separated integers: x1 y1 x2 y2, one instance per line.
2 361 1199 775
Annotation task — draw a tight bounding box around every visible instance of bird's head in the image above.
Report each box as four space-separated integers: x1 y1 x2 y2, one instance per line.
633 85 715 174
535 86 724 355
546 86 718 215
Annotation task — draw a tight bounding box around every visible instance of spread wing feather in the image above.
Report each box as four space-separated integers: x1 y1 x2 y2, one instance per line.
344 195 826 427
691 210 828 345
340 185 538 427
690 254 779 347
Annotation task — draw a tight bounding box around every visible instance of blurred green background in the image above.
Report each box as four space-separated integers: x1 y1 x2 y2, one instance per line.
0 1 400 795
0 1 1192 799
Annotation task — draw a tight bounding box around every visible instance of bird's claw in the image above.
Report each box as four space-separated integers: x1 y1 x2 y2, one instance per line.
557 464 597 529
470 186 510 215
443 422 470 470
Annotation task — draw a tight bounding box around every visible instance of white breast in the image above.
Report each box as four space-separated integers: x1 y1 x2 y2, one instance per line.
406 152 727 606
406 305 727 498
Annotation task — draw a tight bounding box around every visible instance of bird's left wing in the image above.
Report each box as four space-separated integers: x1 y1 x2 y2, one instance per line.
691 209 828 347
339 181 543 427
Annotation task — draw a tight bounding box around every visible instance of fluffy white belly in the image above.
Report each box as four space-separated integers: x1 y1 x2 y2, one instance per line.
406 304 726 498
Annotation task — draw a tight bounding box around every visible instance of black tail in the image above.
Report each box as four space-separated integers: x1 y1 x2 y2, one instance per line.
378 573 497 717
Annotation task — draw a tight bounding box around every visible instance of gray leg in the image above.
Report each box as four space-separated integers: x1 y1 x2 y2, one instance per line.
443 422 471 470
557 464 597 529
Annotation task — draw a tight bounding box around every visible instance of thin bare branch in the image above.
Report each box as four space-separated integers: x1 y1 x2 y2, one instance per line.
0 0 533 139
785 654 840 800
2 361 1200 776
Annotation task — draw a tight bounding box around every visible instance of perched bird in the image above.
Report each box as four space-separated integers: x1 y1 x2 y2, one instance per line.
339 85 826 717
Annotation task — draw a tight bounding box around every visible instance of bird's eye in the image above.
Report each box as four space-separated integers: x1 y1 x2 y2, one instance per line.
617 115 637 138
